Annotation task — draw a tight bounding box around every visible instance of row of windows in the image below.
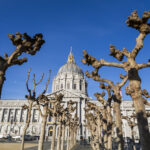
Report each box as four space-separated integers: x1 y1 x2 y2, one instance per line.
0 109 40 123
56 83 83 90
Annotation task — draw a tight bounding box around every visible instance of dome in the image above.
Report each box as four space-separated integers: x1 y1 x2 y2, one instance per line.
57 48 84 76
58 63 84 75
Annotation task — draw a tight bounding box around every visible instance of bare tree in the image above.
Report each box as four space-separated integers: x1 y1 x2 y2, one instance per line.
35 70 51 150
61 108 67 150
50 93 64 150
94 85 113 150
66 100 77 150
122 114 137 150
85 107 99 150
84 71 127 150
20 68 44 150
82 10 150 150
0 32 45 98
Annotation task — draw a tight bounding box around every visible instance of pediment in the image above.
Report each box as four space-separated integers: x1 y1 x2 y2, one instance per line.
47 89 88 100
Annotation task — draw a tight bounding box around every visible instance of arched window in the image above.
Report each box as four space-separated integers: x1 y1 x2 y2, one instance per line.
80 80 82 91
61 84 63 89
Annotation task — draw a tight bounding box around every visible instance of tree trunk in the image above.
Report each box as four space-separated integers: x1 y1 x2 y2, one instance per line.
61 124 65 150
113 99 124 150
57 123 62 150
51 116 57 150
107 105 112 150
38 107 48 150
20 101 33 150
102 108 108 150
66 127 70 150
70 128 73 149
131 127 136 150
0 71 5 99
128 69 150 150
99 122 103 149
73 129 76 146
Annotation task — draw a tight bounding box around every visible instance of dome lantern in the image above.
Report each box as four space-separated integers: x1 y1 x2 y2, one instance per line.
57 47 84 76
67 46 75 64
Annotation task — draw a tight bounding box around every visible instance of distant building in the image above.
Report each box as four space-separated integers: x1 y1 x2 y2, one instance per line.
0 49 150 140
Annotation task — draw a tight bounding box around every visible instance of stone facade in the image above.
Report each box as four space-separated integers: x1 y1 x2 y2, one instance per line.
0 49 150 141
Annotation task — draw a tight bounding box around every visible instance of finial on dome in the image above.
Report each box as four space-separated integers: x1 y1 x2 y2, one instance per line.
67 46 75 63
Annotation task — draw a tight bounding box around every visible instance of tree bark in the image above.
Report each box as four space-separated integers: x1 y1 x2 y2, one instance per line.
51 115 57 150
38 107 48 150
0 71 6 99
113 99 124 150
57 124 62 150
131 127 136 150
66 127 70 150
107 105 112 150
102 108 108 150
61 124 65 150
128 69 150 150
20 101 33 150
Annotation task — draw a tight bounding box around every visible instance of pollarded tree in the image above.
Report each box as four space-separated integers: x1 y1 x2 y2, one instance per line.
86 101 102 150
50 93 64 150
21 68 44 150
0 32 45 98
122 114 137 150
82 10 150 150
35 70 51 150
85 71 127 150
94 84 113 150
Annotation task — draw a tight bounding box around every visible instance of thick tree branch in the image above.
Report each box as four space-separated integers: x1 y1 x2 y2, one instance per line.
118 74 128 88
26 68 31 99
7 32 45 65
82 50 124 69
94 92 106 105
126 10 150 58
9 57 27 66
142 89 150 98
85 70 114 87
138 62 150 70
32 72 44 95
41 70 51 95
131 33 146 58
109 44 130 60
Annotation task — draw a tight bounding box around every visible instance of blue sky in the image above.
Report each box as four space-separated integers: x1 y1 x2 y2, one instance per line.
0 0 150 100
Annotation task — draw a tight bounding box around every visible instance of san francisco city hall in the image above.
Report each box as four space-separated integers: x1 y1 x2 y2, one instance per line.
0 50 150 140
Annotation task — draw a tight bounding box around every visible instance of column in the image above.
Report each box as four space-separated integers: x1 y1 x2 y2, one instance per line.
0 108 4 122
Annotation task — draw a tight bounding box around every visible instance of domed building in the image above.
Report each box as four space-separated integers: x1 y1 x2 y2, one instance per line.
48 49 89 140
0 48 149 141
52 49 88 95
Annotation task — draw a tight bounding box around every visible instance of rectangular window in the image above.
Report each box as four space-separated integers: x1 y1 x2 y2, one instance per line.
20 109 26 122
56 85 59 90
14 109 20 122
73 84 76 90
2 109 8 122
0 109 2 122
67 83 70 89
61 84 63 89
33 109 38 122
80 80 82 91
8 109 13 122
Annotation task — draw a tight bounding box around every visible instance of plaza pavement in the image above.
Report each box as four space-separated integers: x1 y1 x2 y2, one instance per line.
0 143 37 150
0 142 92 150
